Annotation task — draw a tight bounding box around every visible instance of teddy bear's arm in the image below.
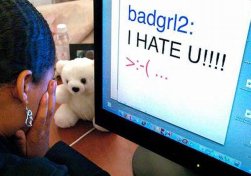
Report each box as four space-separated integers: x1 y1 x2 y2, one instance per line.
56 84 71 104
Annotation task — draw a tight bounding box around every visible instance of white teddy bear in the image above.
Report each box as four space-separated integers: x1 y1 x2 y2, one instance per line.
54 57 105 131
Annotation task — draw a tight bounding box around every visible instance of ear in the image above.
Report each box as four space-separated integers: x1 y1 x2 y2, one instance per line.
56 60 68 75
15 70 32 104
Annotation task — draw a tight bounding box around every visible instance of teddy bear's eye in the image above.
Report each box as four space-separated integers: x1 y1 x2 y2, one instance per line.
81 78 86 84
66 80 69 84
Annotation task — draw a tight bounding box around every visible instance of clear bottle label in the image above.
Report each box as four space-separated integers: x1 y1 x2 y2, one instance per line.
56 44 70 61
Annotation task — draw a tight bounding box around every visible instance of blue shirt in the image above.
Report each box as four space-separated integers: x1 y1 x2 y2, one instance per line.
0 137 109 176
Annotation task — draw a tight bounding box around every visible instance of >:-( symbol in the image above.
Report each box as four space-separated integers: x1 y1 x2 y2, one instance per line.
125 57 150 78
125 57 169 80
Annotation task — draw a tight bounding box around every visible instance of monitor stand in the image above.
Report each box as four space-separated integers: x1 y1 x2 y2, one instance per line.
132 146 199 176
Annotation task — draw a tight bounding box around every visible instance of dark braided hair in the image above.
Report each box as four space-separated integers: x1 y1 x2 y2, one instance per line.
0 0 55 84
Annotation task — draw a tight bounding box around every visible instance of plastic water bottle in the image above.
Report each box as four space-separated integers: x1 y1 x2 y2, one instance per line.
54 24 70 61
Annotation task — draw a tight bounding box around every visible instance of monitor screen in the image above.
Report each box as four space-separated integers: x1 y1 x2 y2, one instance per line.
94 0 251 175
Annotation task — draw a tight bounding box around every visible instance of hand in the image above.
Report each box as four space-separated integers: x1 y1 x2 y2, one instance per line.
36 0 93 43
15 80 57 157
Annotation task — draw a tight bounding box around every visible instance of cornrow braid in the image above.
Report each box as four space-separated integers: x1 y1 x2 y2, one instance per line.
0 0 55 84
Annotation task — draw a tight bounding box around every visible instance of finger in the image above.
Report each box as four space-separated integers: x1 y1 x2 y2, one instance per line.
15 130 27 156
45 80 57 129
29 92 49 142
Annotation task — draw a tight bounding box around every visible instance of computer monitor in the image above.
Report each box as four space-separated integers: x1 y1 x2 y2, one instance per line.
94 0 251 175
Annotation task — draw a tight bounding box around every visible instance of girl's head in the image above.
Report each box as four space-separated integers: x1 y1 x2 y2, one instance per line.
0 0 56 136
0 0 55 85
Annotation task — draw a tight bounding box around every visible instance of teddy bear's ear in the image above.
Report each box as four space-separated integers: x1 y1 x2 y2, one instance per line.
56 60 68 75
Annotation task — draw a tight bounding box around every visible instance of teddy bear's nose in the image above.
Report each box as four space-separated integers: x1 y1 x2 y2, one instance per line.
72 87 80 93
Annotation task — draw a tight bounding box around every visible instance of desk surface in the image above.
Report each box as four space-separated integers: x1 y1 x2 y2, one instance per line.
58 120 138 176
55 78 138 175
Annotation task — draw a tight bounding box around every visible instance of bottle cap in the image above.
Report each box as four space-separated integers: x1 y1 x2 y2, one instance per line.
57 24 68 33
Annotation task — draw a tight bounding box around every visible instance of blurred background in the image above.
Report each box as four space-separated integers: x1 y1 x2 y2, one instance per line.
29 0 77 6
